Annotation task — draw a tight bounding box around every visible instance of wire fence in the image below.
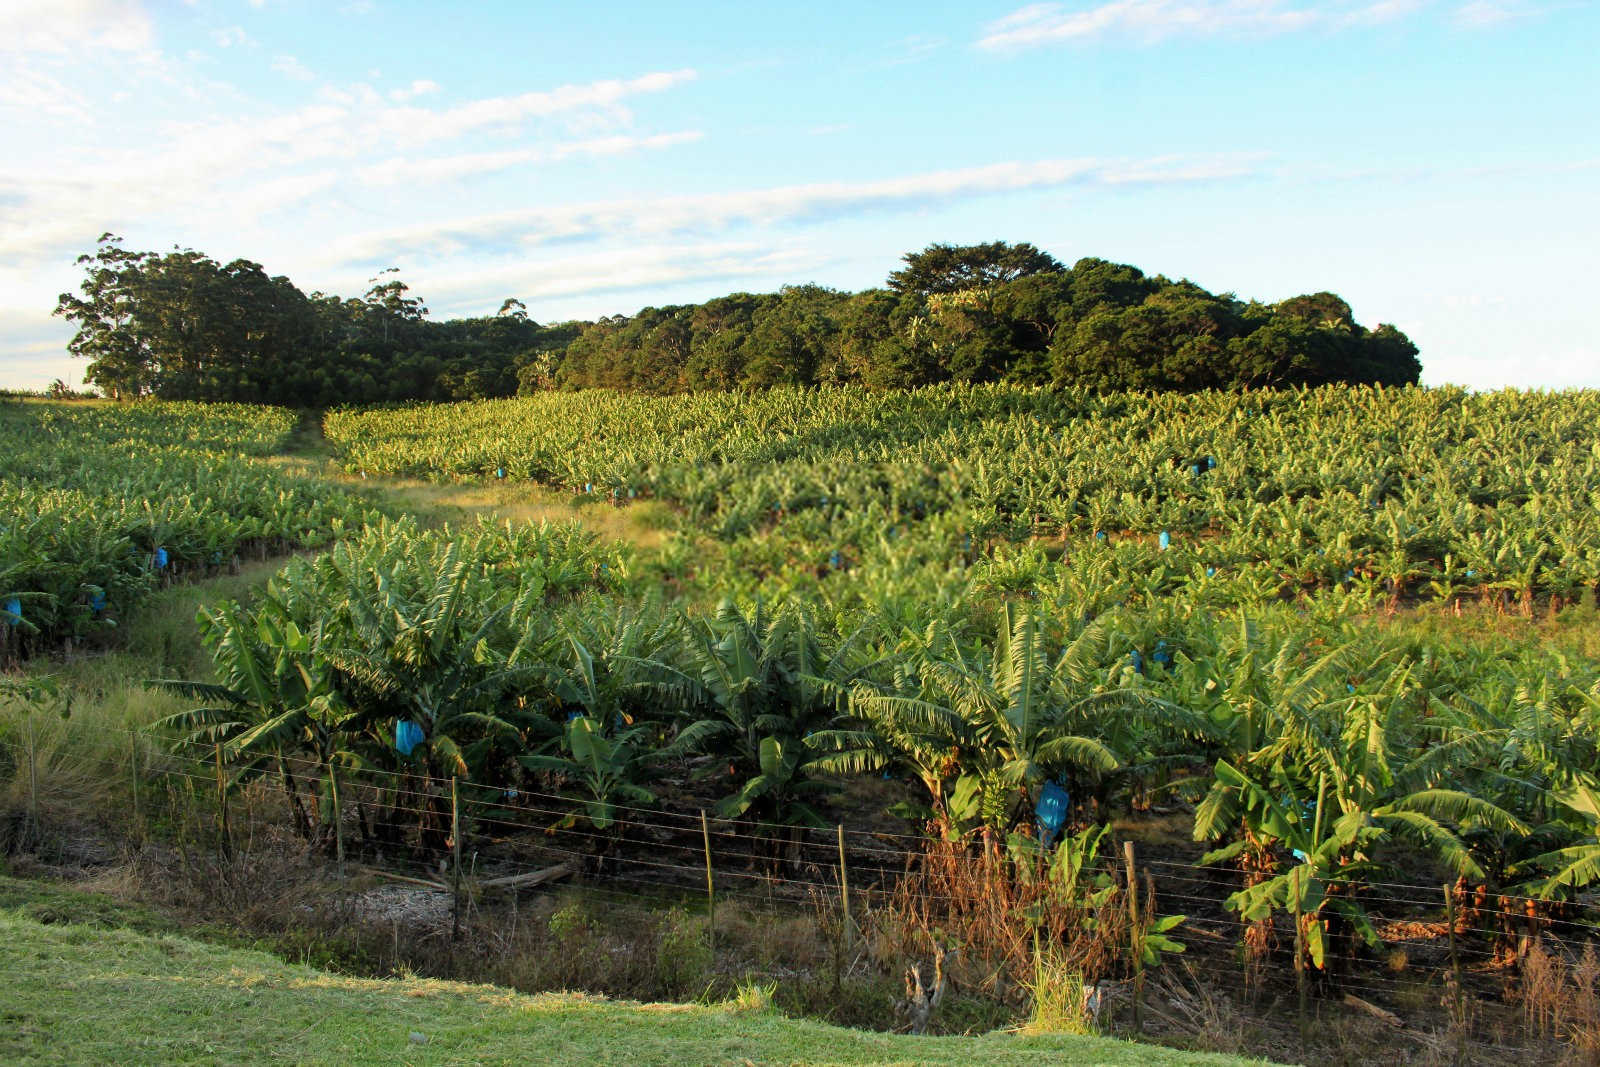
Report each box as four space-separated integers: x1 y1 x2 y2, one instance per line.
6 732 1600 1059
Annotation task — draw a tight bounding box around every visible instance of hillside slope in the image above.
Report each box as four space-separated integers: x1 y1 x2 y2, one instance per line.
0 907 1263 1066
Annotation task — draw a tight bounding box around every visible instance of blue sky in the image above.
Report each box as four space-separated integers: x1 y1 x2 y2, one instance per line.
1 0 1595 390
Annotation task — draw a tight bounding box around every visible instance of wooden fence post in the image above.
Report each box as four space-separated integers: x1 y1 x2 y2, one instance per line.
25 713 38 849
214 743 232 861
129 730 141 846
1124 840 1143 1031
838 824 854 951
701 810 716 957
451 775 463 941
1446 882 1465 1057
1292 876 1308 1046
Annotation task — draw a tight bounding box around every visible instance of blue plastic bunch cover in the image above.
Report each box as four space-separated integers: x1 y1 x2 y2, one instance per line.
154 547 169 569
2 597 20 624
496 467 506 479
1129 648 1144 674
395 719 424 756
1205 566 1216 578
584 483 593 493
829 550 843 569
1036 780 1070 847
90 591 106 613
1158 531 1171 551
1096 531 1106 541
1152 640 1172 668
1290 799 1316 862
1206 456 1216 470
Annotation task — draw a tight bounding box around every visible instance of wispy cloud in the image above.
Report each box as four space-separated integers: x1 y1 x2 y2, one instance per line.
388 78 440 103
0 0 154 55
212 26 251 48
977 0 1434 50
355 130 704 186
417 241 827 317
271 54 316 82
328 153 1265 266
1452 0 1540 26
0 65 707 269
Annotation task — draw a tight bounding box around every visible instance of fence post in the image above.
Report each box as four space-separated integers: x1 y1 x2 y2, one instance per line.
838 823 854 951
129 730 141 846
1446 882 1465 1056
451 775 463 941
328 756 345 877
214 743 232 861
1292 875 1308 1047
1123 839 1143 1031
700 810 716 958
25 712 38 849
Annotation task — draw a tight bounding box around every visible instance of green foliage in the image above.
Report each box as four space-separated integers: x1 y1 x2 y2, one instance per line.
0 401 378 659
648 599 869 829
56 233 1416 402
519 714 656 831
55 235 575 406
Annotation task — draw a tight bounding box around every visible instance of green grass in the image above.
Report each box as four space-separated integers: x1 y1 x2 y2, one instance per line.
0 895 1264 1066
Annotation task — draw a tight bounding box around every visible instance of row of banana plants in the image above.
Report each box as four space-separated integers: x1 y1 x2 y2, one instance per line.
163 517 1600 981
324 384 1600 608
0 400 381 658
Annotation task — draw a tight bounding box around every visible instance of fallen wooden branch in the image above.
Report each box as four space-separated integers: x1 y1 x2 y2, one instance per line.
1342 993 1404 1028
478 862 574 892
355 865 449 892
356 862 573 895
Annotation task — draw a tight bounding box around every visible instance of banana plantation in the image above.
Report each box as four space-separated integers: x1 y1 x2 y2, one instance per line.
0 400 377 660
10 388 1600 1056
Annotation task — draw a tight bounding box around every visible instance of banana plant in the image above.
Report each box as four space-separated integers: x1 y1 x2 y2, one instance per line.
813 606 1205 835
1198 759 1527 969
519 714 656 832
1516 779 1600 898
645 598 880 829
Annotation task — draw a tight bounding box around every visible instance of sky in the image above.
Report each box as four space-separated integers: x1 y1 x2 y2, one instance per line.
1 0 1596 391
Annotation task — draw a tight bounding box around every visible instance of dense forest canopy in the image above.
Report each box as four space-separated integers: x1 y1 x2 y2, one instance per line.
55 236 1420 403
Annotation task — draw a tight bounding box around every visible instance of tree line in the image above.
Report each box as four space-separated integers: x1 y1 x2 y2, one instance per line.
56 236 1420 403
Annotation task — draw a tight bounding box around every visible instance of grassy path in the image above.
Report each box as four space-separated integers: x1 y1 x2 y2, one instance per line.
0 901 1262 1066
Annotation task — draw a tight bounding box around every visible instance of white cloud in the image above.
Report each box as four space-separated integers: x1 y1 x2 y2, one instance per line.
271 54 316 82
417 241 825 317
0 64 710 277
212 26 251 48
388 78 440 103
327 153 1263 265
0 59 93 121
1452 0 1539 26
0 0 154 55
976 0 1435 49
354 130 702 186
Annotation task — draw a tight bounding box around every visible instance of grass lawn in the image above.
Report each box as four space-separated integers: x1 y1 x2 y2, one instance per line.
0 898 1266 1066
